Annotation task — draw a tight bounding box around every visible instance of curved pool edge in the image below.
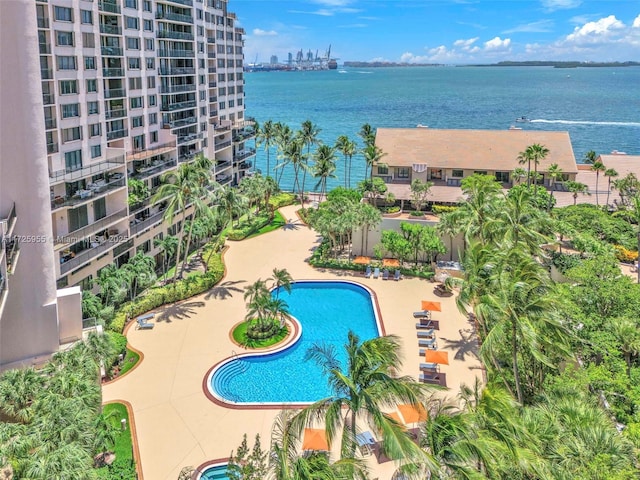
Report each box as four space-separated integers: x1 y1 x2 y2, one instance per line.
195 459 228 480
202 279 386 409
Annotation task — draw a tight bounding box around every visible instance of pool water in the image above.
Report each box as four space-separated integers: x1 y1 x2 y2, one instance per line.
200 464 228 479
210 281 380 403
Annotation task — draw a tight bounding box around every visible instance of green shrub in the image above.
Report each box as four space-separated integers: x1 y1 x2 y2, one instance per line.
550 251 583 274
409 211 424 217
227 213 272 240
380 206 400 214
432 205 458 215
269 192 296 209
614 245 638 263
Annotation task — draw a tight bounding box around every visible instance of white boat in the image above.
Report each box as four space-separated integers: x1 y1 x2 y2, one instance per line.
515 116 530 123
509 125 522 130
416 124 429 128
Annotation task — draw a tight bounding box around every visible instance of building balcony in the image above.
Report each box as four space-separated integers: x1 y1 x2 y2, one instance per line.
215 172 232 185
101 46 123 57
207 52 215 59
208 67 217 74
155 11 194 24
55 207 128 247
177 132 203 145
207 37 215 44
158 67 195 76
107 129 128 141
131 158 177 180
163 0 194 6
47 142 59 154
98 1 121 14
208 81 217 88
39 43 51 54
40 68 53 79
233 129 256 143
37 17 49 28
103 68 124 77
209 109 218 118
208 96 217 103
49 156 126 184
44 118 57 130
160 100 197 111
214 139 231 152
215 160 232 171
51 178 126 211
234 148 256 162
130 210 165 236
59 234 129 275
105 108 127 120
42 93 55 105
126 141 176 161
100 24 122 35
160 84 196 94
162 116 197 129
4 237 20 275
104 88 126 99
157 30 194 41
0 203 17 238
158 49 195 58
238 160 252 170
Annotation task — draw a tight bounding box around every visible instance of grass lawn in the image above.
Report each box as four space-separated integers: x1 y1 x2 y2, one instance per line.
232 321 289 348
118 348 140 377
245 210 286 239
96 402 135 478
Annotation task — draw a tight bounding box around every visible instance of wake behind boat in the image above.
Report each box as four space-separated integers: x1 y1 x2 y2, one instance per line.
515 116 530 123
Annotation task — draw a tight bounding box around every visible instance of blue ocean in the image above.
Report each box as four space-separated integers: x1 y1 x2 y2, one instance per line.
244 66 640 192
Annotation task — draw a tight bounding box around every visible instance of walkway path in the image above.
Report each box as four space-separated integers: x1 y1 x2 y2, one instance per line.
103 205 482 480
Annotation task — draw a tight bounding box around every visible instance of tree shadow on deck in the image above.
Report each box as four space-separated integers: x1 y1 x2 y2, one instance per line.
155 300 206 323
203 280 246 300
440 328 479 361
282 218 303 231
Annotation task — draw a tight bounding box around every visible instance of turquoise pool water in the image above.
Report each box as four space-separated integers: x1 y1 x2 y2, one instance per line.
209 281 380 403
200 464 228 479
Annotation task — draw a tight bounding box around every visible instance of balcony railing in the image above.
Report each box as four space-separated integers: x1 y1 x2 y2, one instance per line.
51 178 126 211
233 129 256 143
238 160 252 170
42 93 55 105
105 109 127 120
40 68 53 79
207 37 215 44
214 139 231 151
60 234 129 275
101 46 123 57
103 68 124 77
107 129 128 141
160 100 197 111
104 88 126 99
49 155 126 183
164 0 193 6
100 24 122 35
234 148 256 162
177 132 203 144
131 158 177 180
130 210 165 235
155 11 193 23
160 84 196 94
158 49 195 58
98 1 121 14
208 81 217 88
207 52 215 59
157 30 194 41
162 116 197 129
55 207 128 247
37 17 49 28
44 118 57 130
126 141 176 160
208 96 217 103
216 160 232 171
47 142 59 154
158 67 195 75
39 43 51 54
5 238 20 274
0 203 17 237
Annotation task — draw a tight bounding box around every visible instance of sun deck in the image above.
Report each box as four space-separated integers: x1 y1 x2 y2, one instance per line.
102 204 483 480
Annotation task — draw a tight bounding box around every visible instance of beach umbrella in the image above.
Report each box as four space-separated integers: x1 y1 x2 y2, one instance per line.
353 256 371 265
421 300 442 312
397 403 428 425
382 258 400 267
384 412 406 429
302 428 329 451
424 350 449 365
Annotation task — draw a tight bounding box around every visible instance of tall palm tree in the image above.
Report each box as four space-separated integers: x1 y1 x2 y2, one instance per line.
611 316 640 378
244 279 269 305
293 332 429 463
358 123 375 147
356 202 381 257
335 135 357 188
257 120 276 178
152 162 203 284
154 235 178 281
274 123 294 186
217 184 245 228
518 144 549 196
361 144 386 181
566 181 588 206
299 121 321 201
583 149 597 164
604 168 618 209
590 160 606 206
546 163 563 212
270 268 293 298
313 145 337 201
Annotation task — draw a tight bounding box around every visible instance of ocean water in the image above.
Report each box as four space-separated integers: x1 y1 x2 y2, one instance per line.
244 66 640 192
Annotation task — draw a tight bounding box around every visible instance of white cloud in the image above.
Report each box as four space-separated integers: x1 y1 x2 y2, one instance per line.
541 0 581 12
453 37 479 48
484 36 511 50
566 15 624 42
503 19 554 34
252 28 278 37
633 15 640 28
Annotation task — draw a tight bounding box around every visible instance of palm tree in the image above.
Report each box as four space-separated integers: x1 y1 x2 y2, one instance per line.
611 317 640 378
512 167 527 185
244 279 269 305
361 144 386 181
0 367 44 423
335 135 357 188
121 252 156 300
604 168 618 209
154 235 179 282
518 144 549 196
356 202 381 257
583 149 597 164
257 120 276 178
313 145 337 201
270 268 293 298
358 123 375 147
299 121 321 201
566 181 588 206
152 163 203 284
590 160 606 206
293 332 429 463
274 123 294 186
546 163 563 212
217 184 245 228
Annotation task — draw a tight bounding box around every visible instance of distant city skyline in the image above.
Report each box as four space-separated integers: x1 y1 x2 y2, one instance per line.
233 0 640 64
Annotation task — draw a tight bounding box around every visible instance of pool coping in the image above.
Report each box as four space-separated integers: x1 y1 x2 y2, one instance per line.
202 279 386 409
194 459 228 480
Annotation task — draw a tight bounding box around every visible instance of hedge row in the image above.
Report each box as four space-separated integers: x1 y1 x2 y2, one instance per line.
227 213 271 240
108 245 225 333
309 254 434 280
269 192 296 209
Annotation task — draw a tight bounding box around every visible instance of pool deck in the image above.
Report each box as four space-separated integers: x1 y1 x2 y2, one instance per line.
102 204 483 480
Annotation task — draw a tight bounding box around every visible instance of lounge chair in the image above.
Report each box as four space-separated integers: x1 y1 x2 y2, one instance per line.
413 310 431 319
419 347 437 355
394 269 401 281
420 362 438 371
417 329 435 338
419 372 447 387
136 317 154 330
416 319 440 330
373 267 380 279
418 338 437 348
364 265 372 278
382 269 389 280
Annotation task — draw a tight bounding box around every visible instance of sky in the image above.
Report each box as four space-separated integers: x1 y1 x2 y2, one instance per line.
230 0 640 64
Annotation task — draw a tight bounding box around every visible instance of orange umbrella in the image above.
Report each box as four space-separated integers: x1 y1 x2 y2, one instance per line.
421 300 442 312
353 256 371 265
398 403 428 424
382 258 400 267
302 428 329 451
424 350 449 365
384 412 407 430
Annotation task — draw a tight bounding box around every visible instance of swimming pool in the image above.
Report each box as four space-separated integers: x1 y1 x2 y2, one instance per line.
208 281 382 404
199 464 228 479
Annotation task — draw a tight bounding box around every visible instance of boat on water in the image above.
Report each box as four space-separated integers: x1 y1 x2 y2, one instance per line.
515 116 530 123
509 125 522 130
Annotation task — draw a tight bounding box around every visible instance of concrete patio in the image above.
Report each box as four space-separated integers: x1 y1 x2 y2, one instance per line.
103 204 483 480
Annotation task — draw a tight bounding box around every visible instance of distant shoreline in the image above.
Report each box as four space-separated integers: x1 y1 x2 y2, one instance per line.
342 61 640 68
